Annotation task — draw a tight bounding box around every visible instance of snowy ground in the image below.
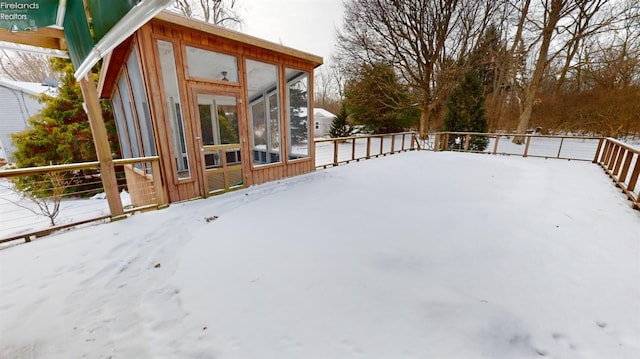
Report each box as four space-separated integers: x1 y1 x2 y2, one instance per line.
0 151 639 358
0 181 131 240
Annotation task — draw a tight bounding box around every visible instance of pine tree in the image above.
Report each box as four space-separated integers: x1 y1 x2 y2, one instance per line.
344 62 419 133
443 70 489 151
10 58 120 197
329 105 355 139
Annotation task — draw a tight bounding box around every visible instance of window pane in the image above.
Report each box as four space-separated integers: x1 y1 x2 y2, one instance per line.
286 68 309 159
186 46 238 82
246 59 280 165
117 74 141 159
127 47 156 156
158 40 190 179
110 91 131 159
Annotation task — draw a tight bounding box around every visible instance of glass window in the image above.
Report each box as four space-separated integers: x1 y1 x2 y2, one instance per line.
117 74 141 159
158 40 190 179
126 48 156 157
246 59 280 165
111 90 132 159
109 47 156 172
186 46 239 82
285 68 310 159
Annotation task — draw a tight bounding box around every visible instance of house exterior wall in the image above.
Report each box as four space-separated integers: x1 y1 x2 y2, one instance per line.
0 84 44 162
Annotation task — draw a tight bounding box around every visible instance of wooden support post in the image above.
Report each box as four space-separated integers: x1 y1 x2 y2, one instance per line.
463 134 471 152
79 75 124 218
333 140 339 166
366 137 371 159
433 134 440 151
379 136 384 155
391 135 396 154
151 160 167 207
493 135 500 154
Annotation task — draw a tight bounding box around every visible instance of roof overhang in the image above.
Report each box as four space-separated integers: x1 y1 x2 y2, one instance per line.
0 0 173 79
99 11 324 98
155 11 324 67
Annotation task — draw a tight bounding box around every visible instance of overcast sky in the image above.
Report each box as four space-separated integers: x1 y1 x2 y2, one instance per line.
239 0 344 63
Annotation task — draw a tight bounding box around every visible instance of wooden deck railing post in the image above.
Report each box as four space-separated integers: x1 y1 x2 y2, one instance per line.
613 147 625 177
366 137 371 159
351 138 356 161
602 141 614 167
627 156 640 192
619 151 634 183
593 138 604 163
523 136 531 157
493 135 500 154
379 135 384 155
333 140 339 166
463 134 471 152
391 135 396 154
556 137 565 159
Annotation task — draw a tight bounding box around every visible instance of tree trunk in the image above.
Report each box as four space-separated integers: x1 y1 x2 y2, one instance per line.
419 92 431 138
513 0 563 144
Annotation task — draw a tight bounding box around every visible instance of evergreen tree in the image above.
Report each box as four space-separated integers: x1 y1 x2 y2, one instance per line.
443 70 489 151
329 105 355 138
11 58 120 197
344 62 419 133
288 86 308 145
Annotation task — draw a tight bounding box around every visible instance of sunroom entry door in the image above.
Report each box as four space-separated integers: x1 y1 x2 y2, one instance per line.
197 94 243 195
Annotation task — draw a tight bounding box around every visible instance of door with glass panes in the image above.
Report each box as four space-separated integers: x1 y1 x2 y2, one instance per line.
196 93 243 195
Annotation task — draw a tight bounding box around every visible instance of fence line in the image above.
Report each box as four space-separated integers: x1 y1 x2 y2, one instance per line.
314 132 418 168
594 138 640 210
429 132 604 161
0 156 165 245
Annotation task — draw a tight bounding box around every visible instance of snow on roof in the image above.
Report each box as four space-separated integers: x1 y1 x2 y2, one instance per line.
0 78 52 96
314 108 336 118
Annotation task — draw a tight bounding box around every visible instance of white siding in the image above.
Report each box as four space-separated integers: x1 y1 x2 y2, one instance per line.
0 84 45 161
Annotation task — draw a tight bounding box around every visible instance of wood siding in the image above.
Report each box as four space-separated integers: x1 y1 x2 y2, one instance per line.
103 14 320 203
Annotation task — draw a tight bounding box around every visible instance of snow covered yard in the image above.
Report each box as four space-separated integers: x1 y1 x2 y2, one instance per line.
0 151 639 358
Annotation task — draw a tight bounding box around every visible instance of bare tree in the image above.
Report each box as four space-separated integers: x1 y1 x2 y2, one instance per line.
510 0 635 142
1 171 69 227
0 49 57 82
170 0 243 28
336 0 505 135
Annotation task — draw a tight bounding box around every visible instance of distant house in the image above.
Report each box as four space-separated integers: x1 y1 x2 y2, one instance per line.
313 108 336 137
0 79 50 162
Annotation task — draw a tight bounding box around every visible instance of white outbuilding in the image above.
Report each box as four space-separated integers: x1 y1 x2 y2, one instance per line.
313 108 336 137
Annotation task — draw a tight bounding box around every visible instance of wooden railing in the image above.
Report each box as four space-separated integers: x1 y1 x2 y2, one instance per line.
0 156 166 245
314 132 418 168
429 132 604 161
594 138 640 210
